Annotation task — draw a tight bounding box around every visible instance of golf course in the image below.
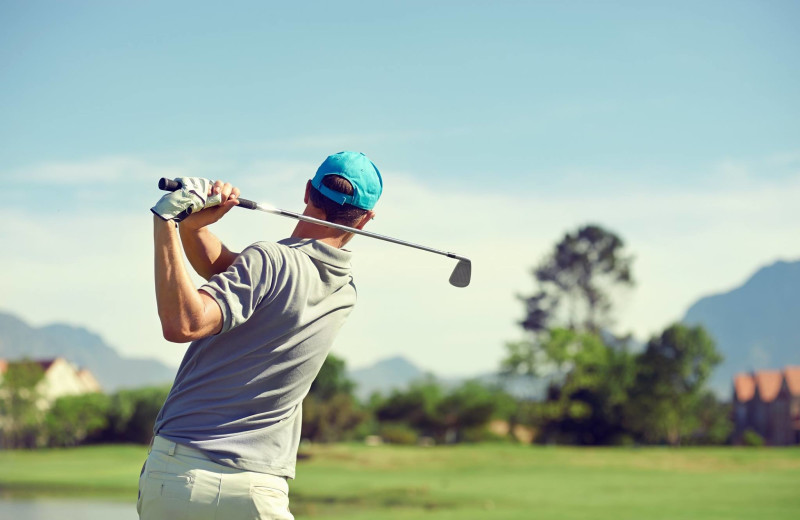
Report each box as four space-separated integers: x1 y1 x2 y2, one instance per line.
1 443 798 519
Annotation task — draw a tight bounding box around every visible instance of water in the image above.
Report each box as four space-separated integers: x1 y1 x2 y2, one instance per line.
0 498 138 520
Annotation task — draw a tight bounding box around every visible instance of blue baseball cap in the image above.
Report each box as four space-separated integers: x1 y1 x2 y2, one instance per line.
311 151 383 210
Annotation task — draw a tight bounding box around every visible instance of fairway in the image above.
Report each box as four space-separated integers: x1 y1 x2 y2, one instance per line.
1 444 798 519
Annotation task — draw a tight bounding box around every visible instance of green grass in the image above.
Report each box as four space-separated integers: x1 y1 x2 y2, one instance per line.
1 444 799 519
0 444 146 500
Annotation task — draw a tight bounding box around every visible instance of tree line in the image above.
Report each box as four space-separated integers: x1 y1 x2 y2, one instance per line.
0 223 734 449
0 358 516 448
0 362 170 449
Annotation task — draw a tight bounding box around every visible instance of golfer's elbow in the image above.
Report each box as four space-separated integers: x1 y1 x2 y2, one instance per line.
159 301 222 343
158 291 223 343
159 319 191 343
159 313 204 343
161 324 194 343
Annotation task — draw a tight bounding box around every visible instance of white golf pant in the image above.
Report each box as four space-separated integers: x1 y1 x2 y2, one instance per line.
138 436 294 520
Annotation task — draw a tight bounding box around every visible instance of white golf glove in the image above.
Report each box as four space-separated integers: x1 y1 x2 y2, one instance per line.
151 177 223 222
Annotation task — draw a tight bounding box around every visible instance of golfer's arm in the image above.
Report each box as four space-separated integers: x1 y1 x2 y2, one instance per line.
154 216 223 342
179 225 239 281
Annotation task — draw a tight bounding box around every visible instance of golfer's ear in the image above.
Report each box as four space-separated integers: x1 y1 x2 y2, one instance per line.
304 180 312 204
354 210 375 230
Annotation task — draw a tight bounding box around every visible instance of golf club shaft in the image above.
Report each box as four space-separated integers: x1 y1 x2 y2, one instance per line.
158 178 468 262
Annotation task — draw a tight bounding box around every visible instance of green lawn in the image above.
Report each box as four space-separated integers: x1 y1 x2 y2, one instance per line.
1 444 798 519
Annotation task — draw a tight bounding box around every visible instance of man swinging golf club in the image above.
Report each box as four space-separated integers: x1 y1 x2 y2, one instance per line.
140 151 382 520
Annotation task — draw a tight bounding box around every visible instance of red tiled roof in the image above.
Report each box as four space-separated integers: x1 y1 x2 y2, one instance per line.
0 359 7 374
755 370 783 403
784 366 800 396
733 373 755 402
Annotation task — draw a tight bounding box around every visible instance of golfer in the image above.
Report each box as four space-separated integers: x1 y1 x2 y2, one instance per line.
140 151 382 519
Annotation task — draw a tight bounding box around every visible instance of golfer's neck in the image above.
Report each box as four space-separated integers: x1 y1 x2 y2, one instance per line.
291 221 350 249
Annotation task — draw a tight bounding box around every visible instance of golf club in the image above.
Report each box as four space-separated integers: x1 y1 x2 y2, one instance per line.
158 178 472 288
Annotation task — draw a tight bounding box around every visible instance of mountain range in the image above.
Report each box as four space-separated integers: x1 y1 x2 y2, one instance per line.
1 258 798 397
682 259 800 395
0 312 176 392
346 355 552 400
347 356 428 399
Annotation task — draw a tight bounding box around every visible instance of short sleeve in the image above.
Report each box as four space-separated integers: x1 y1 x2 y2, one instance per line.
200 243 277 334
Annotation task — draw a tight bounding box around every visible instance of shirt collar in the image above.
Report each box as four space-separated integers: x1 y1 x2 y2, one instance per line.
277 237 352 268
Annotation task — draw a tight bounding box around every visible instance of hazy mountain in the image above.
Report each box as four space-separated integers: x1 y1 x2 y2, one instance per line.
348 355 428 399
0 311 176 392
347 355 551 401
683 259 800 396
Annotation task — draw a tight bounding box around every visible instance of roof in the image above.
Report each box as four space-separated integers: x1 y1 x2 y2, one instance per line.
733 373 755 402
36 359 59 372
0 358 61 374
784 366 800 396
77 369 103 393
733 366 800 403
754 370 783 403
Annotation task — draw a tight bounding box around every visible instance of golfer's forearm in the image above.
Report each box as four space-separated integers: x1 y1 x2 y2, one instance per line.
179 225 238 280
154 217 221 342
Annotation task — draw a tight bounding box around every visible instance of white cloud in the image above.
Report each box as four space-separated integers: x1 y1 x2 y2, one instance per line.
3 155 800 379
9 156 184 184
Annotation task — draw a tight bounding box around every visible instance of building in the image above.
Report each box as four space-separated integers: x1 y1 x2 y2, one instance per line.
0 357 102 410
733 366 800 445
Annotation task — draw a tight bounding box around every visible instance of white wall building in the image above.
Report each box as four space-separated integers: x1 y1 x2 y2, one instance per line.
0 357 102 409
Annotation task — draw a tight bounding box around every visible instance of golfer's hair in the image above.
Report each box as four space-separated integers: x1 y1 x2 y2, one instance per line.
309 175 369 226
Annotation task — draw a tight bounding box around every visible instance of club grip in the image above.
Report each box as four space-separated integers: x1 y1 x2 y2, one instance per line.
159 178 181 191
157 178 258 210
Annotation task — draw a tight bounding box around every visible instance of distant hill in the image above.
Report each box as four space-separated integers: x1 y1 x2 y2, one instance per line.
0 311 176 392
348 356 428 399
683 259 800 396
347 355 550 401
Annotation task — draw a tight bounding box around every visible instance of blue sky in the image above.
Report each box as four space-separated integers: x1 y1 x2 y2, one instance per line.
1 1 799 375
4 1 798 183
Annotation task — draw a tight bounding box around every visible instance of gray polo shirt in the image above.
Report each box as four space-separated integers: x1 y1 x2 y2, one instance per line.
153 237 356 479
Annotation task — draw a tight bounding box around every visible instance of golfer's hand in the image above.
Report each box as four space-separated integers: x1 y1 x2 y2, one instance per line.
180 180 240 230
151 177 223 222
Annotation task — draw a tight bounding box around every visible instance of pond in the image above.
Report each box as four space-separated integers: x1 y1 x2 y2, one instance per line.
0 498 138 520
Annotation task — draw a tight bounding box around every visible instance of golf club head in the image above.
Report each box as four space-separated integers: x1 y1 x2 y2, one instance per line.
449 259 472 288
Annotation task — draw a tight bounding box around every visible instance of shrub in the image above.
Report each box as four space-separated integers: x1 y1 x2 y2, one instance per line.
102 385 171 444
742 429 765 447
460 426 510 444
44 393 111 447
379 423 419 445
302 393 368 443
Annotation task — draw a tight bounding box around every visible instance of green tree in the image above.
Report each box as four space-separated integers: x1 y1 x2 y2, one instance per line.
102 385 171 444
501 224 637 445
373 379 517 444
0 361 46 448
44 392 111 447
628 324 724 445
525 224 634 334
688 391 733 445
373 378 444 439
309 354 355 401
437 380 517 443
301 354 367 442
302 393 368 442
536 329 636 445
502 224 634 388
